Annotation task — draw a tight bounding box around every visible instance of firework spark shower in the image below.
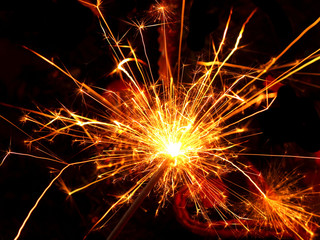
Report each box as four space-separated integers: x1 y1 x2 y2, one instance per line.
1 0 320 239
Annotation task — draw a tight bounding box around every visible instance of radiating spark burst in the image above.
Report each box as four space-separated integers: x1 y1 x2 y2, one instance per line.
246 164 320 240
1 0 320 239
174 161 320 239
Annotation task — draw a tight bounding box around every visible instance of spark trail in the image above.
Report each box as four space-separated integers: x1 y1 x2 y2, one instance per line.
1 1 320 239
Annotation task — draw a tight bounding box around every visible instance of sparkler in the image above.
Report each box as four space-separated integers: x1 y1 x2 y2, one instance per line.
1 0 320 239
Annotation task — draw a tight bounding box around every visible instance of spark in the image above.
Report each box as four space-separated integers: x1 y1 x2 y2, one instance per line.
248 166 320 240
166 142 182 158
1 1 320 239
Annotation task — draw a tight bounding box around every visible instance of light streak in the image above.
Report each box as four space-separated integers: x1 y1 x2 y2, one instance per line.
248 165 320 240
1 1 320 239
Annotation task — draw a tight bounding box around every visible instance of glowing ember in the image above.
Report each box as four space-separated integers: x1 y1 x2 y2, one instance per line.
166 142 182 158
